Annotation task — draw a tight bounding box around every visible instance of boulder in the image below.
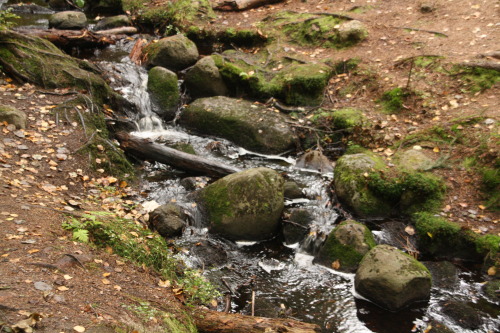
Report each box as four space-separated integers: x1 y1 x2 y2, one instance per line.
148 203 187 238
282 208 313 245
49 11 87 30
284 181 303 199
185 56 228 98
333 153 391 218
0 105 26 129
180 96 295 154
145 35 199 71
197 167 284 241
147 66 180 120
396 149 434 171
337 20 368 44
295 150 333 173
355 244 432 311
94 15 131 31
439 300 483 330
316 220 375 272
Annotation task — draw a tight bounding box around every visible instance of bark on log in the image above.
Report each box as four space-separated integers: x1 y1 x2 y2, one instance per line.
193 307 321 333
94 27 138 35
215 0 284 11
458 61 500 71
13 28 126 49
115 132 241 178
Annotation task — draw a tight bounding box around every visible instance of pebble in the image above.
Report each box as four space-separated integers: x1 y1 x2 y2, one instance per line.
484 118 495 125
34 281 53 291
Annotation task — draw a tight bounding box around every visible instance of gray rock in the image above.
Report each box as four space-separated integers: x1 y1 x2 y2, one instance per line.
0 105 26 129
282 208 313 245
148 203 187 238
317 220 375 272
440 300 483 330
355 244 432 311
180 96 295 154
295 150 333 173
198 167 284 241
147 66 180 120
34 281 53 291
49 11 87 30
333 153 391 218
284 181 303 199
337 20 368 44
482 279 500 302
145 34 199 71
185 56 228 98
396 149 434 171
94 15 131 31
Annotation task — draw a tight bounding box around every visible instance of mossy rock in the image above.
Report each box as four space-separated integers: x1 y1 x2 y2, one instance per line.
355 244 432 311
413 212 500 262
313 108 366 130
395 149 435 172
261 11 367 49
0 105 26 129
184 56 228 98
185 26 268 52
144 34 199 71
180 96 295 154
0 30 113 105
147 66 180 120
333 153 392 218
49 11 87 30
198 167 284 241
482 279 500 303
317 220 376 272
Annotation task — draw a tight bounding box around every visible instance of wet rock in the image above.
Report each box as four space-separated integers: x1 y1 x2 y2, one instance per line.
355 244 432 311
423 261 459 290
145 34 199 71
333 153 391 218
296 150 333 173
317 220 375 272
185 56 228 98
190 240 228 268
180 96 296 154
426 320 455 333
198 167 284 241
94 15 131 31
482 279 500 302
284 181 303 199
147 66 180 120
0 105 26 129
148 203 187 238
440 300 483 330
49 11 87 30
337 20 368 44
396 149 434 171
282 208 313 245
34 281 53 291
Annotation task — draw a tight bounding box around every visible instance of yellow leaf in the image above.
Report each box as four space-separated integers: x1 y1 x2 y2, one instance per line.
73 326 86 332
158 279 171 288
28 249 40 254
433 147 440 153
57 286 69 291
102 279 111 285
331 260 341 270
103 272 111 277
487 266 496 276
427 232 433 238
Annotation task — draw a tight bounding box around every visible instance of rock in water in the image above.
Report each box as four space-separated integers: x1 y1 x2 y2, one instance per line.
316 220 375 272
147 66 180 120
185 56 228 98
49 11 87 30
148 203 187 238
355 244 432 311
180 96 295 154
0 105 26 129
198 167 284 241
145 34 199 71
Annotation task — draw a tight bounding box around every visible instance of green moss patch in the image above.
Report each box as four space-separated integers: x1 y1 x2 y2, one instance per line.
378 87 410 113
453 65 500 93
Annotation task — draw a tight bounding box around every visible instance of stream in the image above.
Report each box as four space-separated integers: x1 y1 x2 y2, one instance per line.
3 2 499 332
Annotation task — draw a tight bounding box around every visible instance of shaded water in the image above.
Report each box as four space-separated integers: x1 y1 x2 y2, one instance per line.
7 8 500 332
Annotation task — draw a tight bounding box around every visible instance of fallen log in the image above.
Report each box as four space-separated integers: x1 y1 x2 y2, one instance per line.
115 132 241 178
94 26 138 35
193 307 321 333
215 0 284 11
13 28 124 49
458 61 500 71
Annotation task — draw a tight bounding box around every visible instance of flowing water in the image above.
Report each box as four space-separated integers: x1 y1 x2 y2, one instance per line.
6 7 500 332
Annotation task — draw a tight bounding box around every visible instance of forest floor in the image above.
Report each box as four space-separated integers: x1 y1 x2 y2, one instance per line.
0 0 499 332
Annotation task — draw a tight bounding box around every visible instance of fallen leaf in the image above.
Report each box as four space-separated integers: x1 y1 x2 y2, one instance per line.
405 226 415 235
487 266 496 276
73 326 86 332
427 232 433 238
103 272 111 277
102 279 111 285
28 249 40 254
331 260 340 270
57 286 69 291
158 279 171 288
63 275 73 280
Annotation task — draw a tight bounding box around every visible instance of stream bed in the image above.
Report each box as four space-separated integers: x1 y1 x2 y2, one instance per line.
3 2 499 332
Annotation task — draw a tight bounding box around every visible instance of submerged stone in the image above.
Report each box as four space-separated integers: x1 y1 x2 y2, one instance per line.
197 167 284 241
355 244 432 311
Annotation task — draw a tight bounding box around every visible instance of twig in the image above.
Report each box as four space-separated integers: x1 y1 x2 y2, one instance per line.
405 60 414 90
224 294 231 313
63 253 87 271
221 278 238 296
458 61 500 71
74 131 97 153
74 106 88 138
391 26 448 37
251 290 255 316
282 219 308 230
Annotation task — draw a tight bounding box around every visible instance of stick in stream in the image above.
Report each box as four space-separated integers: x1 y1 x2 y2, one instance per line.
115 132 241 178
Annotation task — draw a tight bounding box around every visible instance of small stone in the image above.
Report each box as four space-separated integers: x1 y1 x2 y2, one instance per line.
34 281 53 291
484 118 494 125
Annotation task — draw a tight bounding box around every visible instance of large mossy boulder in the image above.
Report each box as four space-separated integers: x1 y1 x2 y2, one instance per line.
49 11 87 30
0 31 113 105
316 220 376 272
333 153 391 218
147 66 180 120
94 15 131 31
355 244 432 311
185 56 228 98
213 51 332 106
144 35 199 71
180 96 295 154
197 167 284 241
0 105 26 129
